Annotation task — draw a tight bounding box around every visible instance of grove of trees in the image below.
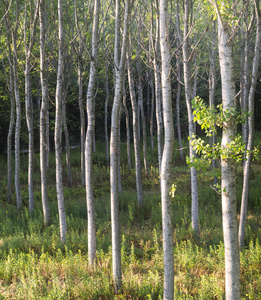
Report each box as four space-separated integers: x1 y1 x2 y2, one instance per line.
0 0 261 299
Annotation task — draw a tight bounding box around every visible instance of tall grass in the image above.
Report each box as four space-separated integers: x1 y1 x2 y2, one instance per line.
0 138 261 298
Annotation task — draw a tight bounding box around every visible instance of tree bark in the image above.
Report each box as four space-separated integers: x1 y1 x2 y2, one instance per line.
5 20 15 204
214 1 241 297
24 0 39 213
159 0 174 298
148 70 155 150
85 0 100 266
123 76 132 170
152 2 163 174
110 0 129 292
137 29 148 174
55 0 67 243
127 45 143 208
62 88 72 188
208 21 218 186
7 71 15 204
182 0 199 236
39 0 50 226
239 0 261 249
9 6 22 211
175 55 184 162
78 55 86 186
104 30 109 164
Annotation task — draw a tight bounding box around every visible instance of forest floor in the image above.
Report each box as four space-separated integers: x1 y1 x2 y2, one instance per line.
0 139 261 299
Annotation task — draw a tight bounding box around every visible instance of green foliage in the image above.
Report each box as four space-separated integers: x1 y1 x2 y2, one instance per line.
187 97 260 171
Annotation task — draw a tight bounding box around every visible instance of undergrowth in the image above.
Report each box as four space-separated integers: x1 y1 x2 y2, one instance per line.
0 139 261 299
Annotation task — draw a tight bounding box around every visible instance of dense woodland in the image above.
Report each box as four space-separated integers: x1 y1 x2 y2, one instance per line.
1 0 261 299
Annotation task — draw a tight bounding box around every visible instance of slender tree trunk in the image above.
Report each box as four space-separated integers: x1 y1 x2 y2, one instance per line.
104 35 109 164
209 21 218 186
25 56 34 213
110 0 129 292
12 38 22 211
117 110 122 193
137 32 148 173
6 2 22 210
148 71 155 150
176 56 184 161
239 0 261 249
5 28 15 204
240 5 251 147
7 74 15 204
39 0 50 226
127 46 143 208
78 56 85 186
85 0 100 265
55 0 67 243
152 3 163 174
182 0 199 236
159 0 174 298
62 93 72 187
123 78 131 170
214 1 241 298
24 1 39 213
46 83 50 169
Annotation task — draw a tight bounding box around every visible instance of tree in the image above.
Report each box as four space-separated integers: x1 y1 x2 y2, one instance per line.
213 0 240 297
6 0 23 211
74 0 89 187
208 20 218 185
110 0 129 292
239 0 261 249
151 0 163 174
159 0 174 298
127 40 143 208
55 0 67 243
136 15 148 174
24 0 39 213
39 0 50 227
122 75 132 170
182 0 200 236
4 14 15 204
85 0 100 266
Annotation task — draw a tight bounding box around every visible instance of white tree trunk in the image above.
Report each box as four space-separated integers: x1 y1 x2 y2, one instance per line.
148 71 155 150
209 21 218 186
110 0 129 292
123 78 132 170
24 1 39 213
62 93 72 187
25 57 34 213
214 1 241 298
239 5 252 148
55 0 67 243
7 74 15 204
182 0 199 236
137 33 148 174
12 32 22 211
127 47 143 208
78 56 85 186
159 0 174 298
176 56 184 161
104 34 109 164
5 28 15 204
39 0 50 227
118 104 122 193
85 0 100 266
239 0 261 249
152 4 163 174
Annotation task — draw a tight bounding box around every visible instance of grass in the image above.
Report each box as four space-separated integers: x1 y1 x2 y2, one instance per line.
0 138 261 299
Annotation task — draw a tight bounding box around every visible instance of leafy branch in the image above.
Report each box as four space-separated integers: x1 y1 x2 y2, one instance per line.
186 97 259 171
